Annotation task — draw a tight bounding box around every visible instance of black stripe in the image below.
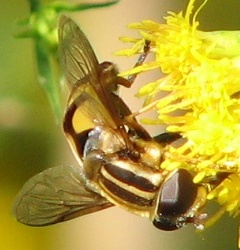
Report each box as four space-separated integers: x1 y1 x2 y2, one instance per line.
63 96 91 157
103 163 158 192
63 100 77 135
100 175 153 206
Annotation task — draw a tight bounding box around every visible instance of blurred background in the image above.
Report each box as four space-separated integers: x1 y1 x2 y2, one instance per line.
1 0 240 249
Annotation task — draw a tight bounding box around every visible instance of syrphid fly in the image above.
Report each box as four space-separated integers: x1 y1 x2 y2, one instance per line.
13 15 208 231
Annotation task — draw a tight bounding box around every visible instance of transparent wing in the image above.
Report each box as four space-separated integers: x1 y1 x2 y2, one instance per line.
64 83 124 130
12 165 112 226
59 15 134 147
58 15 99 88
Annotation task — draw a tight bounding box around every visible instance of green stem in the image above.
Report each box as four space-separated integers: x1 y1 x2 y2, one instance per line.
52 0 119 12
28 0 41 12
35 42 62 123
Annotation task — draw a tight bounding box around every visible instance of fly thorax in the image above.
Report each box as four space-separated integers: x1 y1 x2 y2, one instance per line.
84 126 126 157
133 138 164 169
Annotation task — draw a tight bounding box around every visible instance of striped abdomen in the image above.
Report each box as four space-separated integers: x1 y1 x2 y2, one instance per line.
97 158 164 217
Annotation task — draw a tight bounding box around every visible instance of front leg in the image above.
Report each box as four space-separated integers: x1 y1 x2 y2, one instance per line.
127 40 151 85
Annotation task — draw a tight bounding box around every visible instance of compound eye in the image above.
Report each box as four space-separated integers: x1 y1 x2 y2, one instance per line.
153 169 198 231
160 169 197 215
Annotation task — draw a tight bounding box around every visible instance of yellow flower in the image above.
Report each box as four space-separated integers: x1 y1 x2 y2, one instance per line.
117 0 240 238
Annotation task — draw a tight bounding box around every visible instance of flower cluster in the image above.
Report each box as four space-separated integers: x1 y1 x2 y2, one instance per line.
117 0 240 231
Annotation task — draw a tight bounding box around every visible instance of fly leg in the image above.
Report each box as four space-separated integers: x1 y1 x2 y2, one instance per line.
127 40 151 85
